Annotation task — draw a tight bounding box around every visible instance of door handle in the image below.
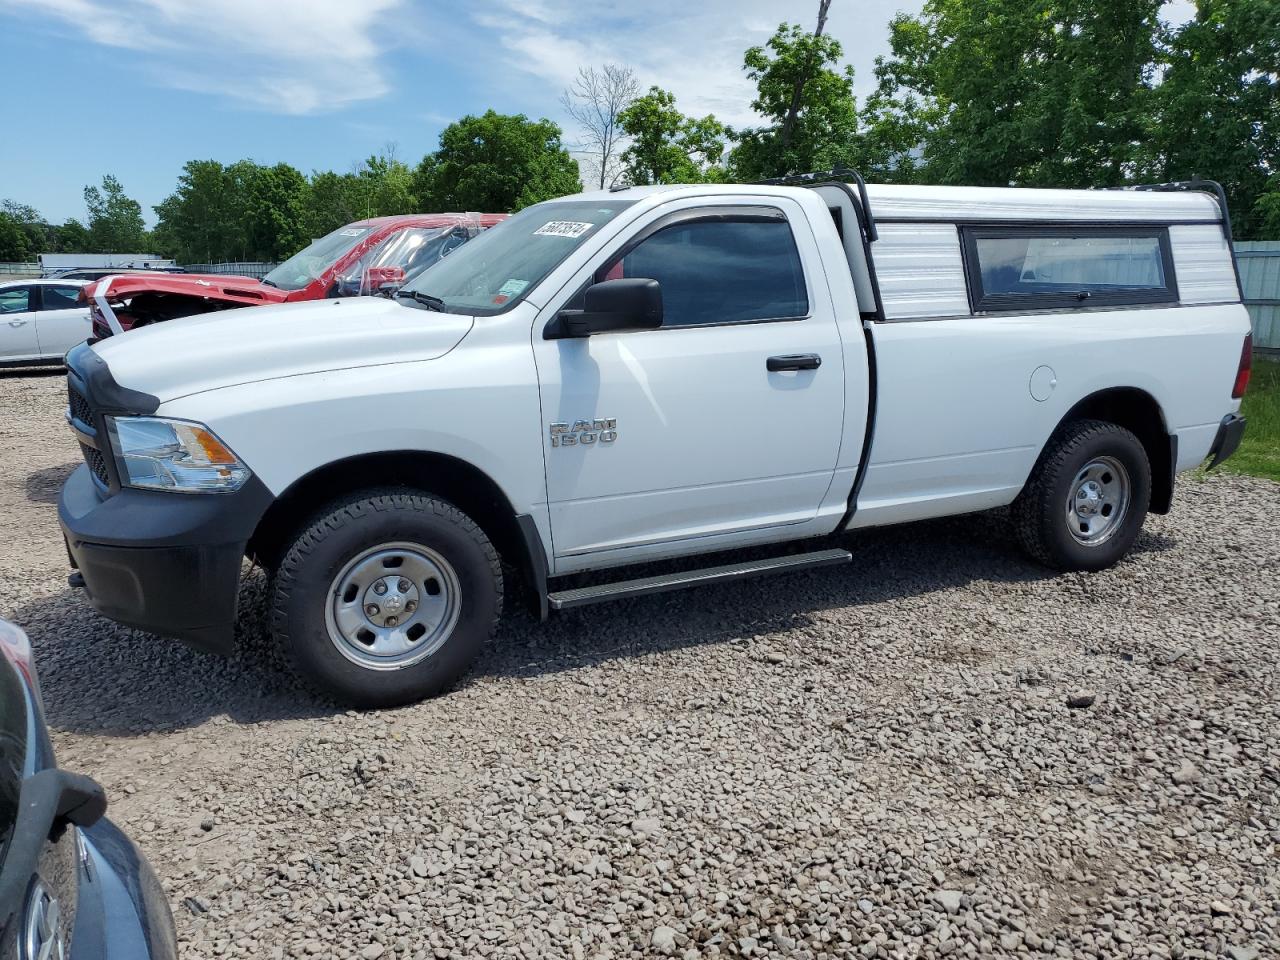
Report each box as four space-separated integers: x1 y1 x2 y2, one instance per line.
767 353 821 372
8 319 28 327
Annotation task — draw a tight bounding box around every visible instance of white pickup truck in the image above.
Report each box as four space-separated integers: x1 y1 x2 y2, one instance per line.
59 173 1252 706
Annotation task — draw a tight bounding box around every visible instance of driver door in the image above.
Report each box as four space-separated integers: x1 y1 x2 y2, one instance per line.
532 197 846 570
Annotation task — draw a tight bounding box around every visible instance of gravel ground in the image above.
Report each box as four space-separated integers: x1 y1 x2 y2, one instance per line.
2 368 1278 960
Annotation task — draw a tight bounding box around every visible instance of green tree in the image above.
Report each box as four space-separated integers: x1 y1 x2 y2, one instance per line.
414 111 581 211
871 0 1164 188
0 200 54 255
303 170 364 238
245 163 310 260
355 150 418 218
52 219 91 253
154 159 313 262
153 160 247 262
0 213 31 261
617 87 729 185
1147 0 1280 238
730 21 860 180
1257 180 1280 240
83 175 147 252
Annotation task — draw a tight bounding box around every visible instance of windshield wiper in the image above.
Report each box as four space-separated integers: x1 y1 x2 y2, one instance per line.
395 289 446 312
260 277 278 288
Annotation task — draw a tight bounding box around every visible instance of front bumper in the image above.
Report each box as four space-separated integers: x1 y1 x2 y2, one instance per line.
59 463 273 656
1206 413 1247 470
72 819 178 960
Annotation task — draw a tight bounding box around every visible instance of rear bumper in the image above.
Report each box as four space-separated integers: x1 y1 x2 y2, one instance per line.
59 463 273 656
1206 413 1247 470
72 819 178 960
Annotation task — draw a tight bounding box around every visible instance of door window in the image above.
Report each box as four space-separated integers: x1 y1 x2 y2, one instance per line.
39 285 83 310
0 287 32 314
596 212 809 327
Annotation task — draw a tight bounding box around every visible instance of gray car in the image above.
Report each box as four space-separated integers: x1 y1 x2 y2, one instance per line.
0 619 177 960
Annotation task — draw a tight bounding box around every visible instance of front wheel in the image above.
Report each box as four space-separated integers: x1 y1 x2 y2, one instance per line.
269 490 502 707
1012 419 1152 572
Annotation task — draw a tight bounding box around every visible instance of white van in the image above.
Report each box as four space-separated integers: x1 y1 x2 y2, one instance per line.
59 173 1252 706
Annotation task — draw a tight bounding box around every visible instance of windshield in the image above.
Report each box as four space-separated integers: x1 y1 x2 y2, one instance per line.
399 199 636 314
262 223 373 292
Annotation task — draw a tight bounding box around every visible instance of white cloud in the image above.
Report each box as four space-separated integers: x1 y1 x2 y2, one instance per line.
473 0 911 130
0 0 405 113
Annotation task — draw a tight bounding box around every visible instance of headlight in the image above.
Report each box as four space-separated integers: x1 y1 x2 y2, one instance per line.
106 416 250 493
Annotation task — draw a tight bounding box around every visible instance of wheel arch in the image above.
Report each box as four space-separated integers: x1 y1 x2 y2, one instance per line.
1030 387 1176 514
248 451 549 618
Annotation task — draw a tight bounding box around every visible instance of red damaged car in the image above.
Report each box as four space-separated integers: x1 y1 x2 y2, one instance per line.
88 212 507 339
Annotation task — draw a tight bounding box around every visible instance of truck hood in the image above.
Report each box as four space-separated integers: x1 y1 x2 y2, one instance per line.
91 297 475 403
95 272 289 306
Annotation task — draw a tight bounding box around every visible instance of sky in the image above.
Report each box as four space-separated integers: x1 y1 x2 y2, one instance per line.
0 0 1198 228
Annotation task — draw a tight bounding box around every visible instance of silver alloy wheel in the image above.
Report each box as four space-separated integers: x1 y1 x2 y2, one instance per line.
1065 456 1131 546
324 541 461 670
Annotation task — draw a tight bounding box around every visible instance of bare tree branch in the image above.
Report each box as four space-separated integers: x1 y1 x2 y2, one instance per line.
561 64 641 189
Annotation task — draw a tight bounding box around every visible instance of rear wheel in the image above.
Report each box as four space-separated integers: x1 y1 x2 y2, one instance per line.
1012 419 1152 571
270 490 502 707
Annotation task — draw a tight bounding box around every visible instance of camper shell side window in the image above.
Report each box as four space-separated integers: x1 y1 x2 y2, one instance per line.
961 224 1179 313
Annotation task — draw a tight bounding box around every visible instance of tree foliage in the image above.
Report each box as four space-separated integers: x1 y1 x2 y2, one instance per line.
730 21 860 180
83 175 148 252
870 0 1163 188
152 160 249 263
354 150 418 220
0 213 30 262
245 163 311 261
415 111 581 212
152 152 419 263
1146 0 1280 238
617 87 729 185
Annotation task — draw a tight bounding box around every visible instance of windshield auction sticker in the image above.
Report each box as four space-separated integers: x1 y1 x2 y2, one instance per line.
533 221 595 239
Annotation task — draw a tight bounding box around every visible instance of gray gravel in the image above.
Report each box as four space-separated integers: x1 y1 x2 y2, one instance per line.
2 369 1278 959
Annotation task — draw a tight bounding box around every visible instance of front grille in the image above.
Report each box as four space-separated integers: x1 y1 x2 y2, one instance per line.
80 442 110 488
67 383 93 426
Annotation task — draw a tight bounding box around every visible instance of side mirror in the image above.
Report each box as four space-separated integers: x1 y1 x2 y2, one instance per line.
0 770 107 915
552 278 663 338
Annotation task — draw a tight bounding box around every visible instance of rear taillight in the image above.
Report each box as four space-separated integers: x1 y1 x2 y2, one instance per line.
1232 333 1252 399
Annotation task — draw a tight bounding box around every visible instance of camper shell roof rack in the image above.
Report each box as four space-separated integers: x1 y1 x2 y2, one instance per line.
1103 177 1234 242
758 167 879 243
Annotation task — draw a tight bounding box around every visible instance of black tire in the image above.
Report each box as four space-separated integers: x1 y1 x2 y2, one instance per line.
1012 419 1152 572
270 489 502 707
